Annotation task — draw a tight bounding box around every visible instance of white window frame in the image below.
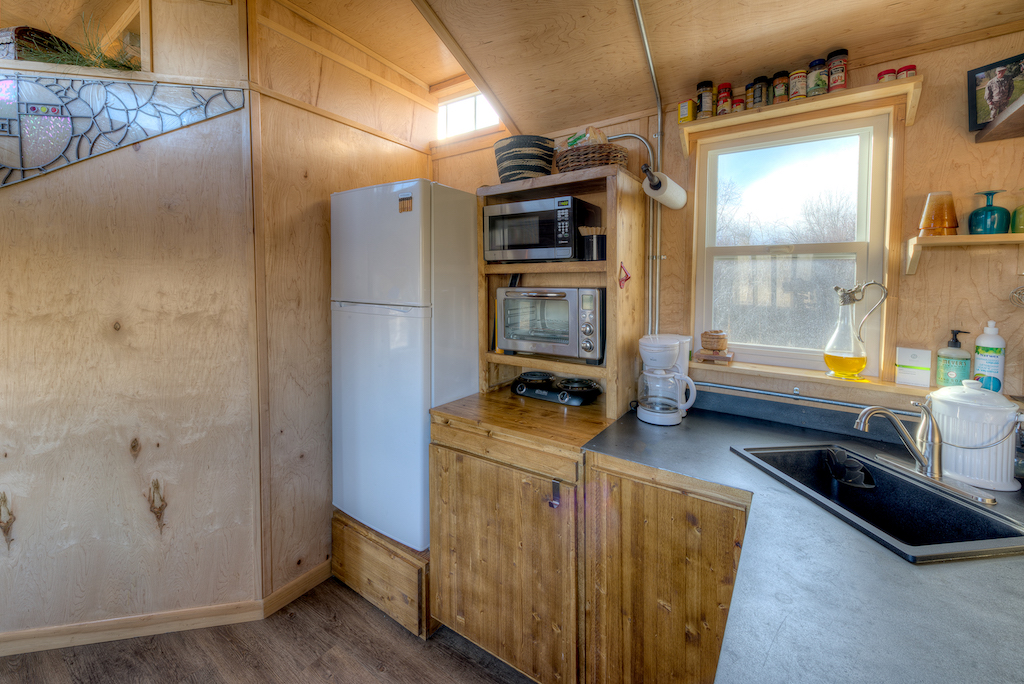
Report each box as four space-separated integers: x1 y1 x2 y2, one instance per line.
693 112 892 376
436 92 500 141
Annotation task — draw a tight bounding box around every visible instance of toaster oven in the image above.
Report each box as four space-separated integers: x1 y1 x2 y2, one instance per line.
496 287 604 364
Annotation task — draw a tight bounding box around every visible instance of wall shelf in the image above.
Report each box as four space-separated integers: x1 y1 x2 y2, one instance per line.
484 261 608 275
679 75 923 154
905 233 1024 274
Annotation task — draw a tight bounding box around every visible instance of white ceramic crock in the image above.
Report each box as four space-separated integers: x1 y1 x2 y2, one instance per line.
927 380 1023 491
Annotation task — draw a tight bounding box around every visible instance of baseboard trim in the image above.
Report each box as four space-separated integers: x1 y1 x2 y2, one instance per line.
0 600 265 657
262 560 332 617
0 561 333 657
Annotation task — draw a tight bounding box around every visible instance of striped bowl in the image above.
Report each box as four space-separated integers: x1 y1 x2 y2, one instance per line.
493 135 555 183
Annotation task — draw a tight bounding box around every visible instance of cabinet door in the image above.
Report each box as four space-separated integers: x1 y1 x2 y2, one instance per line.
430 444 578 684
586 466 748 684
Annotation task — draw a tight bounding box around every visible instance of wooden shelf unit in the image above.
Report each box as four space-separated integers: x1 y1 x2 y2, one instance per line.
906 233 1024 274
477 165 647 420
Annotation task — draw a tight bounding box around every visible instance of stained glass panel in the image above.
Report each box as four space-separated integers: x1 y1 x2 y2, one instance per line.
0 73 245 187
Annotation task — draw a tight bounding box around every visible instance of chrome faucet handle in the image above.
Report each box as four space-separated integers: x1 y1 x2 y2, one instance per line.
911 401 942 478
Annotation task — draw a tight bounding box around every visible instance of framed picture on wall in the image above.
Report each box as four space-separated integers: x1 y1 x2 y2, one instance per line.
968 52 1024 131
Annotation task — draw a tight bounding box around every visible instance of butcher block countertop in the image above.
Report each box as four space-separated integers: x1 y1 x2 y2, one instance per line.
429 391 614 453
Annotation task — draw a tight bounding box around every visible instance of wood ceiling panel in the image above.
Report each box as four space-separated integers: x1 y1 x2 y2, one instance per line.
644 0 1024 108
2 0 137 48
284 0 466 87
424 0 656 135
421 0 1024 135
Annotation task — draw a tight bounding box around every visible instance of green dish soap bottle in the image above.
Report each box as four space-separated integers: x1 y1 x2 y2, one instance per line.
936 329 971 387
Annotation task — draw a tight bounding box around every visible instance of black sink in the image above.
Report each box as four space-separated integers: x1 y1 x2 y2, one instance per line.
732 444 1024 563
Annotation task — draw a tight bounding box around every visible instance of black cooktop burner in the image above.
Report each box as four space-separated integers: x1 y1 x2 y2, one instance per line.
511 374 602 406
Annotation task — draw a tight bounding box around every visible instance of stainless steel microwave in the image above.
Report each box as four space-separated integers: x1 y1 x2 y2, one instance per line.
496 287 604 364
484 197 601 263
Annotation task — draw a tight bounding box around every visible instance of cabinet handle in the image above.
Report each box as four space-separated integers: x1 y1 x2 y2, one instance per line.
549 480 560 508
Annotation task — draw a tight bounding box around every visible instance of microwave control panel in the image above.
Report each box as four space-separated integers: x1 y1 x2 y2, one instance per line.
556 206 571 245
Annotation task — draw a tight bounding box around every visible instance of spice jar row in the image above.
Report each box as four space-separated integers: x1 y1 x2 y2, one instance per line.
681 48 859 121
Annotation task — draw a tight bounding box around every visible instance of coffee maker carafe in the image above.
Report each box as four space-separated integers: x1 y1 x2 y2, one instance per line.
637 334 696 426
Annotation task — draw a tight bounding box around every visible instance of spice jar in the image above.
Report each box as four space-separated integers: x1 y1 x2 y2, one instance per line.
732 97 745 113
716 83 732 116
877 69 896 82
807 59 828 97
744 83 755 109
789 69 807 99
751 76 769 107
772 71 790 104
696 81 714 119
827 49 849 92
897 65 917 79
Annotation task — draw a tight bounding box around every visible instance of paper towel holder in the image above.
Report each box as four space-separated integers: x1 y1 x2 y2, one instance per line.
640 163 687 210
641 163 662 189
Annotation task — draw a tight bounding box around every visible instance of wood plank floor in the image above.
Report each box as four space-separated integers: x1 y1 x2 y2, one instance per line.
0 578 535 684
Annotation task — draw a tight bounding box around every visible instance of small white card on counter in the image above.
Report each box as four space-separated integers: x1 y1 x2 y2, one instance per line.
895 347 931 387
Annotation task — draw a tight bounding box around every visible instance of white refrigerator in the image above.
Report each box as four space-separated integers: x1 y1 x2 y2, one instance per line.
330 179 478 551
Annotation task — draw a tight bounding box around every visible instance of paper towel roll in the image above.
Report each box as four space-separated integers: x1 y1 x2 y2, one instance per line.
643 172 688 209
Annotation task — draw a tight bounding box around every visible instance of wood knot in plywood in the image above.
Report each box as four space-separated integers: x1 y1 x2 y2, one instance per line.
113 322 121 331
146 479 167 533
130 438 141 458
0 492 15 550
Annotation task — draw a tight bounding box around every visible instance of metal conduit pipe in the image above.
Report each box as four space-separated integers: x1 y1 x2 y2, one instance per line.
628 0 663 335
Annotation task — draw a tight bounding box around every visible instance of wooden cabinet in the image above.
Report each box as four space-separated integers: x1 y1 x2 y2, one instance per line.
429 395 751 684
430 444 579 684
585 452 751 684
477 166 647 421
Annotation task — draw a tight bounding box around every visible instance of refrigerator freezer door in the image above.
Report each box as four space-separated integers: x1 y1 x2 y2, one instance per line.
330 180 432 307
331 301 431 550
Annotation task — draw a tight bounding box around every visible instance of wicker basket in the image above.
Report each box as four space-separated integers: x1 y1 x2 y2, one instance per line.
555 143 628 173
701 330 728 351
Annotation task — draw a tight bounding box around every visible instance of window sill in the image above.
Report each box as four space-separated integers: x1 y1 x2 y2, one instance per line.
687 359 933 411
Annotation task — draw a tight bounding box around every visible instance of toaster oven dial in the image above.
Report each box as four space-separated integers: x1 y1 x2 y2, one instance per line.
581 339 595 353
581 322 594 336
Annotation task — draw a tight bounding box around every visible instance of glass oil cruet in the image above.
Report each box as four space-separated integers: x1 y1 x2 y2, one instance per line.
824 281 888 381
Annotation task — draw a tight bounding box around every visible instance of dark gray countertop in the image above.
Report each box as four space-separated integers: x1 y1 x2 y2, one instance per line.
584 408 1024 684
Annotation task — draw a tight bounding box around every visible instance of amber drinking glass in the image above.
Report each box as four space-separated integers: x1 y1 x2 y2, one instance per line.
918 191 958 236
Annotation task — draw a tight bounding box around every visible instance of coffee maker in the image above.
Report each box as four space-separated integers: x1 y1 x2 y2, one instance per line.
636 334 696 426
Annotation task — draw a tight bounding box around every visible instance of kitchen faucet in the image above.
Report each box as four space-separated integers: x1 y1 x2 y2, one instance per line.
854 402 942 479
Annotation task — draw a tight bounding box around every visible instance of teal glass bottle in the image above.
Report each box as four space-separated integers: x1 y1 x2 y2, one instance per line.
969 190 1010 234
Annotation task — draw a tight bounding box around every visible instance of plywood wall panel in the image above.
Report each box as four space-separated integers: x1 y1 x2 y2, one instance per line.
150 0 248 80
432 147 498 193
0 111 258 632
262 0 432 99
846 32 1024 394
258 96 429 592
256 0 438 149
656 109 695 337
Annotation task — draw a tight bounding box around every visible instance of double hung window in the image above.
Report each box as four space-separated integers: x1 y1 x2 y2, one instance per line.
693 113 891 375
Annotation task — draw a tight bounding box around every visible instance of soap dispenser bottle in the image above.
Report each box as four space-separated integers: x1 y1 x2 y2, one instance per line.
936 329 971 387
973 320 1006 392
